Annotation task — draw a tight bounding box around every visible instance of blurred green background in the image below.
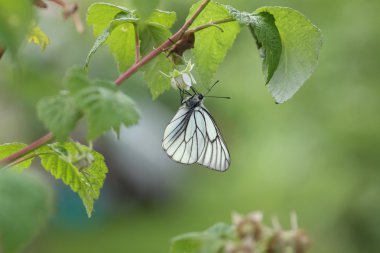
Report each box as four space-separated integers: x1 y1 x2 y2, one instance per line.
1 0 380 252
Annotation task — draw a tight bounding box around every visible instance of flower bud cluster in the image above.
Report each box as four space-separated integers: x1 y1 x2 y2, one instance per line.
226 212 311 253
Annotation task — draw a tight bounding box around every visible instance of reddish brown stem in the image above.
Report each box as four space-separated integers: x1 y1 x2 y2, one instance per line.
0 133 53 166
0 47 5 59
0 0 211 167
33 0 48 8
50 0 66 7
115 0 211 85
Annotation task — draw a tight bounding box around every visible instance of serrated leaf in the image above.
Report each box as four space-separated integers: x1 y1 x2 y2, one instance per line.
249 12 282 83
87 3 139 71
37 142 108 217
143 53 173 99
226 6 282 84
0 143 32 171
107 22 136 72
188 1 241 84
132 0 160 19
75 80 139 140
0 171 52 253
139 22 171 56
37 93 81 142
139 11 175 98
255 7 323 103
85 26 111 69
87 2 135 36
27 26 49 51
146 9 177 28
63 66 91 93
170 223 233 253
85 14 139 71
0 0 35 55
226 6 259 25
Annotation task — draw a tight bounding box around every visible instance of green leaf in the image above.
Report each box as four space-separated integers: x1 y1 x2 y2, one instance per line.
37 93 81 142
86 13 139 71
138 10 175 98
27 26 50 51
170 223 234 253
132 0 160 19
75 80 139 140
107 22 137 72
226 6 282 83
0 0 35 55
146 9 177 28
139 22 171 56
0 171 52 253
205 223 235 238
87 3 139 72
37 142 108 217
255 7 323 103
142 53 173 99
249 12 282 84
63 66 91 93
85 26 111 69
188 1 241 84
87 3 135 36
0 143 32 171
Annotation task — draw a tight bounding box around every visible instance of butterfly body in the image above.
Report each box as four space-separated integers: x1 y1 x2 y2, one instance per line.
162 93 230 172
184 94 204 108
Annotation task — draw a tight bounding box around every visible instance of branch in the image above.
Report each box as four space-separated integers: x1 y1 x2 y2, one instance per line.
0 47 5 59
0 133 53 167
190 17 235 33
115 0 211 85
0 0 212 166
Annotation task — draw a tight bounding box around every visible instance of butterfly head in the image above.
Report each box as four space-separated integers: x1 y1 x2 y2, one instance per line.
185 94 204 108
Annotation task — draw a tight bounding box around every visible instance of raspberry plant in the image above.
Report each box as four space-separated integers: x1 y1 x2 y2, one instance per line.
0 0 322 252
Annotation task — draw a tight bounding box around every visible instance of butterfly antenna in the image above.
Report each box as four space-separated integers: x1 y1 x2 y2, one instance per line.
204 95 231 99
190 86 199 95
205 80 220 96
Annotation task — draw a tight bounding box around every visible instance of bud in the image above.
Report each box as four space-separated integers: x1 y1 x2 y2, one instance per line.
73 153 95 171
232 211 263 240
267 231 286 253
225 237 254 253
161 60 196 91
292 230 311 253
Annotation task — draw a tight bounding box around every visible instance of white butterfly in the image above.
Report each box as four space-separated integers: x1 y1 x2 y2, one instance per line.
162 91 230 171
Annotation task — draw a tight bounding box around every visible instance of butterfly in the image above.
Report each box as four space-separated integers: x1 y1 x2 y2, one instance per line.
162 87 231 172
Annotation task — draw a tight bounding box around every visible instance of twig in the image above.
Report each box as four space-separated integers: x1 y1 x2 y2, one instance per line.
0 47 5 59
0 0 212 167
190 17 235 33
50 0 66 7
0 133 53 167
115 0 211 85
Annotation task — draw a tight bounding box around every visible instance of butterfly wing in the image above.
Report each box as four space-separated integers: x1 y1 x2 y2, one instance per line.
162 105 207 164
196 105 230 172
162 104 230 171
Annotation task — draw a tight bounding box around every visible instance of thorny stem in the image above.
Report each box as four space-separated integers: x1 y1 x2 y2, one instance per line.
0 0 214 167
